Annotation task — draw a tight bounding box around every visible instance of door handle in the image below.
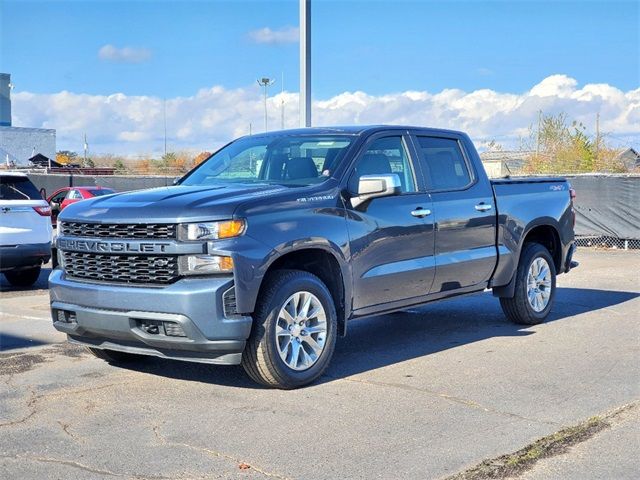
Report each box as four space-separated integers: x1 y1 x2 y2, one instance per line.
411 208 431 218
475 203 492 212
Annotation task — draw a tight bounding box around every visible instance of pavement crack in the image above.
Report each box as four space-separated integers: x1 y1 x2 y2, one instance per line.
0 387 38 428
0 453 174 479
57 420 80 441
330 375 559 426
152 423 292 479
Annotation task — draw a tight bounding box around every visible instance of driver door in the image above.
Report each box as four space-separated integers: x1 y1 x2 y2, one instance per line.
48 189 67 226
344 134 436 312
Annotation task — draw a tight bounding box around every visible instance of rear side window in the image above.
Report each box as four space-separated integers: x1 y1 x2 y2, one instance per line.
416 137 472 190
67 189 83 200
0 176 42 200
88 189 115 197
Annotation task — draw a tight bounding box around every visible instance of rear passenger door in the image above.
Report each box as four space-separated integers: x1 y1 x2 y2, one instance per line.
411 134 496 292
345 133 436 311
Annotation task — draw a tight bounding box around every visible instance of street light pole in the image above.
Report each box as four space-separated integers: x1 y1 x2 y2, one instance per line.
300 0 311 127
257 77 275 132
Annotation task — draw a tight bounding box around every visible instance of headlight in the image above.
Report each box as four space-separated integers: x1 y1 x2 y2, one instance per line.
179 255 234 275
57 248 65 269
178 219 245 241
57 221 65 235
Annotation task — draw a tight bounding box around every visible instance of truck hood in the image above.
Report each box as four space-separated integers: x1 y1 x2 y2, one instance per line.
59 184 289 224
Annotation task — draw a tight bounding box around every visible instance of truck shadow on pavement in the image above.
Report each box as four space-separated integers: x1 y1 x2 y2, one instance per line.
101 287 638 388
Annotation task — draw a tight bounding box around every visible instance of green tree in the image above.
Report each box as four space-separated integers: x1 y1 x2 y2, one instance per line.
113 159 127 174
523 112 624 174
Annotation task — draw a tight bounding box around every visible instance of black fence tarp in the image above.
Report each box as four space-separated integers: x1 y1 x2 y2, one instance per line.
27 173 640 240
29 173 174 200
568 175 640 240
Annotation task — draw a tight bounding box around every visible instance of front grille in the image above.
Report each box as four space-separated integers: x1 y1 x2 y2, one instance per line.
61 222 176 240
63 251 179 285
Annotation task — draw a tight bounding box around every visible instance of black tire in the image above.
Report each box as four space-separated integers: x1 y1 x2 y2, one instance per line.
241 270 337 389
86 347 142 363
500 243 557 325
3 266 41 287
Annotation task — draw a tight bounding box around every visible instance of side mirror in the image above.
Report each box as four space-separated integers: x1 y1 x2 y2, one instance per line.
50 202 60 211
351 174 401 208
172 176 181 185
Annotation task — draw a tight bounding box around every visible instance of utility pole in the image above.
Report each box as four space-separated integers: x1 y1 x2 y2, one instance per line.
83 133 88 166
163 98 167 156
300 0 311 127
281 71 285 130
257 77 275 132
595 112 600 164
536 110 542 157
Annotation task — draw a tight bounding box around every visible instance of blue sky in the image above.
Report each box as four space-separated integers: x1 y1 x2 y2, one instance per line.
1 0 638 155
2 0 638 98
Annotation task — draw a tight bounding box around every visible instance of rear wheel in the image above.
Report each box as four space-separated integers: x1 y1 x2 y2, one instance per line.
241 270 337 389
86 347 142 363
500 243 556 325
3 266 41 287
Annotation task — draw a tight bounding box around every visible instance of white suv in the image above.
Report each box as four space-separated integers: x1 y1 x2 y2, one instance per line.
0 172 52 287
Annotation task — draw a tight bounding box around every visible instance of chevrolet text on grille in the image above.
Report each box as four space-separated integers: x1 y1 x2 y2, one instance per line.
58 238 170 253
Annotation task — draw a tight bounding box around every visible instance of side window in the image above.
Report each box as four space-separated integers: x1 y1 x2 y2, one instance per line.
417 137 472 190
67 189 82 200
349 136 416 193
51 191 67 203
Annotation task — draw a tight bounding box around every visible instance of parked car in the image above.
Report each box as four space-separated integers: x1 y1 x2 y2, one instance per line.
48 186 115 226
51 126 577 388
1 172 52 287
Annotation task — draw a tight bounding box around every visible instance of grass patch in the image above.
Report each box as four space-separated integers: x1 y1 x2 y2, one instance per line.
447 416 610 480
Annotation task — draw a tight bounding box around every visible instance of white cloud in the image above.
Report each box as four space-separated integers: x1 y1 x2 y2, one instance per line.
10 75 640 156
248 26 299 45
98 44 152 64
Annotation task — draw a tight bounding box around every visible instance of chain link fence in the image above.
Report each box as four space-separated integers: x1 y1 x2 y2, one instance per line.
575 235 640 250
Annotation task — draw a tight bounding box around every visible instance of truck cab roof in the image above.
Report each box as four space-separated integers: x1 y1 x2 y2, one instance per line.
244 125 467 138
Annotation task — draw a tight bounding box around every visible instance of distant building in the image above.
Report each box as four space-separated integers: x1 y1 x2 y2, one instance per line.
616 147 640 171
480 150 535 177
0 73 56 166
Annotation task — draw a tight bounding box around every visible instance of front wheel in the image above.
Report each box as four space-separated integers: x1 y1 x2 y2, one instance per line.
242 270 337 389
500 243 557 325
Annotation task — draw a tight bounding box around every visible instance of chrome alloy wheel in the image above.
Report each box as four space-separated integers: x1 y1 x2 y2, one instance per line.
276 291 327 371
527 257 552 312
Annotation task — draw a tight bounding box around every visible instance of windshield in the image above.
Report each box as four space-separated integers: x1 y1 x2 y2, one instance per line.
181 135 355 187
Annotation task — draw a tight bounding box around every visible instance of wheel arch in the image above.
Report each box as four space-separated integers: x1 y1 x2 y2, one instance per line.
256 246 350 336
493 221 562 298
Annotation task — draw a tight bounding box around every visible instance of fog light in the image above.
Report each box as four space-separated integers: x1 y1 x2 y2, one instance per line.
55 309 76 324
163 322 186 337
179 255 234 275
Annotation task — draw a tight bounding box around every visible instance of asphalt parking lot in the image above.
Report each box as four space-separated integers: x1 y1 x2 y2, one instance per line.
1 249 639 479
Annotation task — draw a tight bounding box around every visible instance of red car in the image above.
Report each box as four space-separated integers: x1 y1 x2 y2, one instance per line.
48 186 115 226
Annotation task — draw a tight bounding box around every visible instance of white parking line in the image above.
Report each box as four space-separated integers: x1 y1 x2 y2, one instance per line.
1 314 51 322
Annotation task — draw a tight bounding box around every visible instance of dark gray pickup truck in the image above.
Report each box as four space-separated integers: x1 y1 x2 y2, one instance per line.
51 126 577 388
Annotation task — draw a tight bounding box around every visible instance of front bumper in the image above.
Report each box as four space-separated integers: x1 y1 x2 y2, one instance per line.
0 242 51 271
49 269 253 365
